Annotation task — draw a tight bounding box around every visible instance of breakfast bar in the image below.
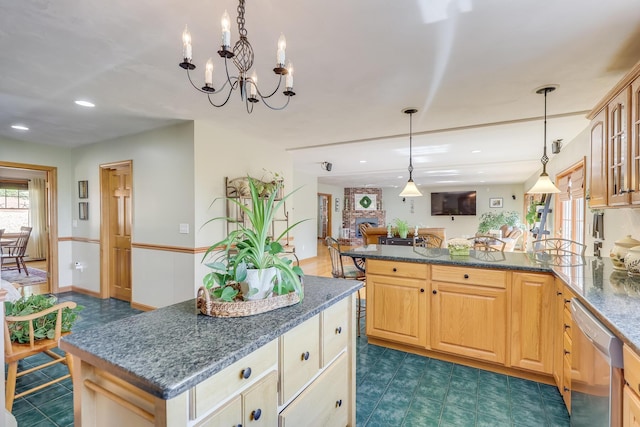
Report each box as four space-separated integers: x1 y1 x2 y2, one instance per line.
60 276 362 427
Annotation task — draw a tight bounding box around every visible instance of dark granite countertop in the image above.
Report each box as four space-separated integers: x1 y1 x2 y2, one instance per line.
342 245 640 355
60 276 362 400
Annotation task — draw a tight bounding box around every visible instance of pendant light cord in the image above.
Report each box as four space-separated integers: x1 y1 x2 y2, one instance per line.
541 88 550 173
408 111 414 179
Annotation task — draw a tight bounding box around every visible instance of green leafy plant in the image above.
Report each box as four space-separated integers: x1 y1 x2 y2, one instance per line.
393 218 410 238
5 295 83 344
477 210 523 234
202 177 306 302
526 201 544 227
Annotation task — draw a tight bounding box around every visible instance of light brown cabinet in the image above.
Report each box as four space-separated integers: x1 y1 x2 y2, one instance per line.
431 266 507 364
608 87 632 206
590 108 608 207
624 345 640 427
631 75 640 205
366 260 428 348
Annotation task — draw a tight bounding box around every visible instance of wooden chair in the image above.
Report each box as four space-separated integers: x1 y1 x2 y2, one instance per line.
471 235 506 252
414 233 443 249
533 238 587 256
326 237 366 337
1 226 33 275
4 300 77 411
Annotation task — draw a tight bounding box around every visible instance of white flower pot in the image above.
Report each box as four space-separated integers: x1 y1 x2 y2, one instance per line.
243 267 278 300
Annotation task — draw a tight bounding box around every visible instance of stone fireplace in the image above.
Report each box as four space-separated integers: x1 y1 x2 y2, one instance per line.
340 188 385 246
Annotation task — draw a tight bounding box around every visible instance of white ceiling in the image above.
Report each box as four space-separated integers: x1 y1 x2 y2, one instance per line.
1 0 639 189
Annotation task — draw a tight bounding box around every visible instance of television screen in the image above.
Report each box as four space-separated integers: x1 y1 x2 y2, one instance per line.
431 191 477 216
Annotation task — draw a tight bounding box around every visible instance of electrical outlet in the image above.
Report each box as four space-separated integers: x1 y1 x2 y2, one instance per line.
179 223 189 234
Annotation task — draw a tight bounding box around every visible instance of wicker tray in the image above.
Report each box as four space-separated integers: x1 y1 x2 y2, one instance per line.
196 286 300 318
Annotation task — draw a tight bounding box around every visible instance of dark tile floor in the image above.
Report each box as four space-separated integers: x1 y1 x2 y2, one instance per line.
8 293 570 426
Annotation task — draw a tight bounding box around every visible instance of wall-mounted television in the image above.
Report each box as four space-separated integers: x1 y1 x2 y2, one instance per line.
430 191 477 216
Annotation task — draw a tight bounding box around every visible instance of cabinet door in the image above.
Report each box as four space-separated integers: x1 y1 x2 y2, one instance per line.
366 274 428 348
279 352 349 427
197 395 241 427
280 315 320 405
608 87 632 206
321 296 350 367
590 108 608 207
431 282 506 364
552 279 565 390
243 371 278 426
624 386 640 427
511 272 554 374
631 76 640 204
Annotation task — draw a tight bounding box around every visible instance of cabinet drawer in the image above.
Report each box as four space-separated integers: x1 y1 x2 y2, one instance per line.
322 296 350 366
279 352 349 427
280 314 321 405
243 371 278 426
193 339 277 419
563 331 571 356
367 259 428 279
624 345 640 395
563 307 573 335
431 265 506 289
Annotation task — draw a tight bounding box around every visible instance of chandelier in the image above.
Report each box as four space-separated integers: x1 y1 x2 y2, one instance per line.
399 108 423 197
527 85 560 194
179 0 295 113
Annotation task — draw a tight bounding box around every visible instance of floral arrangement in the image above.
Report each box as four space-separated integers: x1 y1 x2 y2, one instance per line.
447 238 472 256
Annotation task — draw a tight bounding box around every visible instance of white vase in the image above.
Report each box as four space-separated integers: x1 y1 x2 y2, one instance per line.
625 246 640 277
243 267 278 300
611 235 640 270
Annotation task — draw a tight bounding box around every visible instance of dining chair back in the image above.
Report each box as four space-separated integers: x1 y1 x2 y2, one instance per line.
471 235 506 252
1 226 32 275
325 237 366 336
533 238 587 257
415 233 443 249
4 300 77 411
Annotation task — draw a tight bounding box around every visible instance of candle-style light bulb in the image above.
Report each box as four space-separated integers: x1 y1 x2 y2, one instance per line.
285 62 294 89
250 71 258 98
205 58 214 85
277 33 286 67
182 25 192 60
221 10 231 48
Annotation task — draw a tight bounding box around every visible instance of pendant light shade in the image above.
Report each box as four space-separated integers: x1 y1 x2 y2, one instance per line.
400 108 423 197
528 86 561 194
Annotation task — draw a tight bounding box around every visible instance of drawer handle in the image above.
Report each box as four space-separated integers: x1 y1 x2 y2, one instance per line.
241 367 252 379
564 299 571 304
335 399 343 408
564 324 570 330
335 326 342 334
392 268 397 272
463 274 469 279
251 408 262 421
557 291 563 296
564 350 570 356
564 387 570 392
301 351 310 361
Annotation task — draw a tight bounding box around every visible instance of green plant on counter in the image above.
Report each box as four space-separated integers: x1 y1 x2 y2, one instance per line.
202 177 306 302
5 294 83 344
477 211 523 234
393 218 410 238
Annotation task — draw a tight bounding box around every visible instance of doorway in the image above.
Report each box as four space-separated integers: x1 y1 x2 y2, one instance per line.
100 161 132 302
0 162 57 293
317 193 332 242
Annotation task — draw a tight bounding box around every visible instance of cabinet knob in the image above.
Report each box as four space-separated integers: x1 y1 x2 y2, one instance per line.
463 274 469 279
557 291 563 296
564 387 570 392
392 268 397 272
251 408 262 421
420 288 425 293
335 326 342 334
335 399 343 408
241 367 252 379
301 351 310 361
564 350 570 355
564 299 571 304
432 290 437 295
564 324 570 330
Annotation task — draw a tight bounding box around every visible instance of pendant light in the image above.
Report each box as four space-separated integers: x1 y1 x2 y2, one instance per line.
399 108 423 197
528 86 561 194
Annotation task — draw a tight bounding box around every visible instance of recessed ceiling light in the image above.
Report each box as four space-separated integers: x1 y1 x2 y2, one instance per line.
471 150 481 153
75 100 95 108
11 124 29 131
359 160 367 163
397 176 403 179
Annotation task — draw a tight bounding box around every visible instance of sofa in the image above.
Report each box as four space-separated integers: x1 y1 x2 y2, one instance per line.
360 223 446 247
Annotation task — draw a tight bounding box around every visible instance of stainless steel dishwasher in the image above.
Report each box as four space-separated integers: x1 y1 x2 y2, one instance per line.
570 298 624 426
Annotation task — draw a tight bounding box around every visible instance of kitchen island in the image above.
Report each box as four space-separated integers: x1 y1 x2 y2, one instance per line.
60 276 362 427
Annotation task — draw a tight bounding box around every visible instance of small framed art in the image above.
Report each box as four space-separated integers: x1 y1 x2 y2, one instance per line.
79 202 89 220
489 197 503 208
78 180 88 199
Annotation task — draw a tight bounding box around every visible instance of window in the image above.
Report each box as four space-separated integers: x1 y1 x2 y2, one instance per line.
555 160 585 245
0 181 30 232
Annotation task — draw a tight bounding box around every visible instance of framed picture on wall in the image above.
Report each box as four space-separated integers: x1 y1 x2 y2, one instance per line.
79 202 89 220
78 180 88 199
489 197 503 208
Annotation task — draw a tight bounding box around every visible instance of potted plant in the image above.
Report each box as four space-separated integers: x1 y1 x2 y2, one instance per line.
202 177 305 304
394 218 410 239
5 294 82 343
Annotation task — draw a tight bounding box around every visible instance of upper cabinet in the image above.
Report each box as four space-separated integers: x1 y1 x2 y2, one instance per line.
588 61 640 208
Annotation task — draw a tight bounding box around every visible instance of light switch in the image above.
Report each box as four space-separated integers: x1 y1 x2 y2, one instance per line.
179 223 189 234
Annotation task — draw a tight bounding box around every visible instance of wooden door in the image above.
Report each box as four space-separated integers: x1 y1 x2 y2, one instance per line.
589 108 608 207
101 162 132 301
631 76 640 204
608 87 632 206
317 193 331 240
431 282 507 364
510 272 554 374
366 274 428 348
